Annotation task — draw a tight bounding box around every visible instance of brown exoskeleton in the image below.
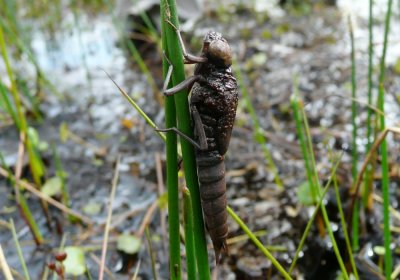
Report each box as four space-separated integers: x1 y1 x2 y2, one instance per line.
160 29 238 263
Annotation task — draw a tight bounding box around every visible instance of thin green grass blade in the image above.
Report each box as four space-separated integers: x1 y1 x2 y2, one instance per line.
289 152 343 274
293 93 350 280
333 173 359 279
0 24 25 131
377 0 394 277
0 82 18 125
18 192 44 245
363 0 375 209
103 0 159 99
348 16 360 252
9 219 30 280
227 206 292 280
145 228 159 280
290 81 318 203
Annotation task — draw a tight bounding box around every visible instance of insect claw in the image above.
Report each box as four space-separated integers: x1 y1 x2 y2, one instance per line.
162 51 172 66
164 19 179 31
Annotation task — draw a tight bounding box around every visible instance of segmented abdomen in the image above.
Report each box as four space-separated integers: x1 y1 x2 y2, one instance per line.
196 143 228 261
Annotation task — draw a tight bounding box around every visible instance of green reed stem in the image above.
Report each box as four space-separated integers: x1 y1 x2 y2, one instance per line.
0 25 26 132
290 81 318 203
161 0 211 277
234 60 283 188
333 174 359 279
145 228 158 280
160 4 181 279
183 187 197 279
348 16 360 252
377 0 393 278
293 93 349 280
0 24 44 243
289 152 343 274
363 0 375 209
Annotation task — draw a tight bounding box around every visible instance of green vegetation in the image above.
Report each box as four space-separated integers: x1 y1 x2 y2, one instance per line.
0 0 398 279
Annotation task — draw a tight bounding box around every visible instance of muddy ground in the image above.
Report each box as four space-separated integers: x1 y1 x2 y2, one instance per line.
1 1 400 279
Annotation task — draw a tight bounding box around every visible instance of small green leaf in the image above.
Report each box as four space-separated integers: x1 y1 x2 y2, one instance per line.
42 177 62 197
59 122 69 142
63 246 86 276
373 246 385 256
38 140 49 151
82 202 102 215
117 234 141 255
158 192 168 209
297 181 314 206
394 57 400 74
27 127 39 146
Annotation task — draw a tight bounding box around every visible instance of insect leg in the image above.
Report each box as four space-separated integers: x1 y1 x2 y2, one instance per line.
162 51 174 94
164 75 204 96
165 20 208 64
191 105 208 150
156 127 203 150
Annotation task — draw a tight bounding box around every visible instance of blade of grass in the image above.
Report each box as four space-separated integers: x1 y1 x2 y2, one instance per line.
145 228 159 280
0 25 25 132
103 0 161 104
0 17 62 99
294 93 350 280
9 219 30 280
348 15 360 252
52 145 70 215
99 155 120 280
377 0 393 277
333 173 359 279
160 2 182 279
0 167 93 225
234 60 283 188
0 82 18 125
290 79 318 203
106 72 166 142
182 187 197 279
362 0 375 211
227 206 292 280
0 245 14 280
289 152 344 274
161 0 211 276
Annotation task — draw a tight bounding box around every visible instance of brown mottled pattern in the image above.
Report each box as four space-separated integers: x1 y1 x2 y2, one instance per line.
190 31 238 262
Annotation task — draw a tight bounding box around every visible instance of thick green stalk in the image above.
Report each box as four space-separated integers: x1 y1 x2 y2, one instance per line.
348 16 359 252
160 4 181 279
377 0 393 278
234 60 283 188
162 0 211 277
183 187 197 279
363 0 374 209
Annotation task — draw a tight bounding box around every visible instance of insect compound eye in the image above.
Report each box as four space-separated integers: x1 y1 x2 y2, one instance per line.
208 40 232 68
